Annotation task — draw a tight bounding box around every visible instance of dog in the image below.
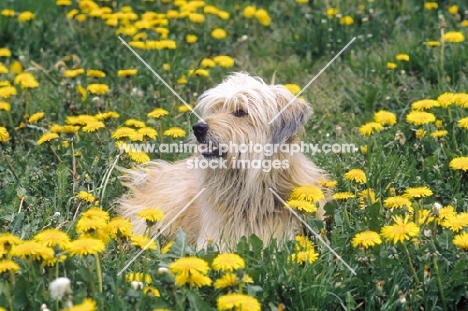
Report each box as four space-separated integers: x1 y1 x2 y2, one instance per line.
118 72 329 250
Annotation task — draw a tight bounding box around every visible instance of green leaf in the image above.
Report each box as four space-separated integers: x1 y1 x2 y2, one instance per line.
187 291 213 311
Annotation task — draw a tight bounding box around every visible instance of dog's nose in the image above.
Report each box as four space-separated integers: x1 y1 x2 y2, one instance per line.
192 122 209 138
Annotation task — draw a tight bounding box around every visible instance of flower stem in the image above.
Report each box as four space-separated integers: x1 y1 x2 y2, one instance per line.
94 254 103 293
402 242 420 284
433 256 447 311
4 281 14 311
85 256 97 298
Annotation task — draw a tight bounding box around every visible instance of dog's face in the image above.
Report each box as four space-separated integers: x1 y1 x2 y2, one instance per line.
191 72 312 164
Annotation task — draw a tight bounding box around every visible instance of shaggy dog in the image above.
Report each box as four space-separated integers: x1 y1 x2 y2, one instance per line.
118 72 329 250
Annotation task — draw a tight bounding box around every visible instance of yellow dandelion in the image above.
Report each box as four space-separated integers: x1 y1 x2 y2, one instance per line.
211 28 227 39
425 41 441 47
130 234 156 250
28 112 45 124
137 207 164 225
37 132 59 145
66 115 98 126
143 286 160 297
255 9 271 26
406 111 436 125
77 191 95 203
381 215 420 244
75 217 107 234
289 249 318 264
284 84 301 95
64 68 85 78
384 196 412 209
454 93 468 108
138 127 157 139
437 205 456 221
201 58 216 68
290 185 325 203
126 272 152 284
437 92 456 108
430 130 448 138
170 257 210 275
12 241 54 261
0 260 20 274
112 127 137 139
14 72 39 89
213 55 235 68
443 31 465 43
359 122 383 136
0 86 17 98
82 121 105 133
0 233 21 248
339 15 354 25
411 99 439 110
396 54 409 61
87 83 109 95
449 157 468 172
424 2 438 10
0 48 11 57
218 294 261 311
163 127 186 138
106 217 133 239
441 213 468 232
403 186 433 199
319 180 337 189
148 108 169 119
0 127 9 143
34 229 70 249
285 200 317 212
212 253 245 272
458 117 468 129
332 192 355 200
374 110 396 126
127 150 150 163
186 34 198 43
415 129 426 140
344 168 367 183
0 101 10 111
243 6 256 18
117 69 138 77
62 298 96 311
1 9 15 17
178 104 193 113
125 119 146 128
86 69 106 78
0 63 8 74
18 11 35 22
82 207 110 222
214 273 253 289
161 241 173 254
387 62 397 70
177 75 188 84
453 232 468 250
95 111 119 120
67 238 105 256
188 69 209 77
351 231 382 249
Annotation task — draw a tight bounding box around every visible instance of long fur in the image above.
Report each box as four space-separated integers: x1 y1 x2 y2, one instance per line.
118 72 329 250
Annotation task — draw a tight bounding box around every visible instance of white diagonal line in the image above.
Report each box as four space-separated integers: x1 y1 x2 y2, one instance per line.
268 37 356 124
117 188 206 276
268 187 357 275
118 36 206 123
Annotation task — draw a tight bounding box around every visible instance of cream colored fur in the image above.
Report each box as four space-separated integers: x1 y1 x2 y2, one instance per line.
118 72 329 250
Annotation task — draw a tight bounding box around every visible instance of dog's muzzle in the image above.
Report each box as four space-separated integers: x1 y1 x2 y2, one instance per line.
192 122 225 158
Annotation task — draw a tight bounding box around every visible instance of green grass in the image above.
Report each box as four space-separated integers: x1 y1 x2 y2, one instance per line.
1 0 468 310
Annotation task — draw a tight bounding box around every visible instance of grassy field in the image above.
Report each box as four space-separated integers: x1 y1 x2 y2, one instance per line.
1 0 468 310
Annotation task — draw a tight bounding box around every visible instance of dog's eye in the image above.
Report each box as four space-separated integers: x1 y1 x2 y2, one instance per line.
233 109 248 117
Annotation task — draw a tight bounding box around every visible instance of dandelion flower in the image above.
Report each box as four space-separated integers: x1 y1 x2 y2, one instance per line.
243 6 256 18
424 2 438 10
332 192 355 200
87 84 109 95
0 233 21 248
443 31 465 43
415 129 426 140
255 9 271 26
437 205 456 221
387 62 397 70
95 111 119 120
289 249 318 264
0 101 10 112
188 69 209 77
77 191 95 203
403 186 433 199
285 200 317 213
34 229 70 249
62 298 96 311
1 9 14 17
453 232 468 250
441 213 468 232
212 253 245 272
384 196 412 209
351 231 382 248
37 133 59 145
186 34 198 43
147 108 169 119
449 157 468 172
106 217 133 239
12 241 54 261
82 207 110 222
66 115 98 126
214 273 253 289
290 185 325 203
170 257 210 275
0 260 20 274
396 54 410 61
374 110 397 126
130 234 156 250
117 69 138 77
218 294 261 311
339 15 354 25
112 127 136 139
211 28 227 39
86 69 106 78
161 241 173 254
381 215 420 244
319 180 337 189
411 99 439 111
82 121 105 133
64 69 85 78
76 217 107 234
284 84 301 95
437 92 456 107
430 130 448 138
0 48 11 57
127 150 150 163
137 207 164 225
359 122 383 136
0 86 17 98
18 11 35 22
0 127 10 142
425 41 441 47
344 168 366 183
14 72 39 89
143 286 160 297
163 127 186 138
406 111 436 125
138 127 157 139
67 238 105 256
213 55 235 68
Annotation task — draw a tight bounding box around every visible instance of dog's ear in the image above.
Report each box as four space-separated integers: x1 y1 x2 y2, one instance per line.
270 85 312 144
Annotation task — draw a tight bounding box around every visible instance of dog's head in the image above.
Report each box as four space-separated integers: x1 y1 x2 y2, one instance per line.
191 72 312 162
